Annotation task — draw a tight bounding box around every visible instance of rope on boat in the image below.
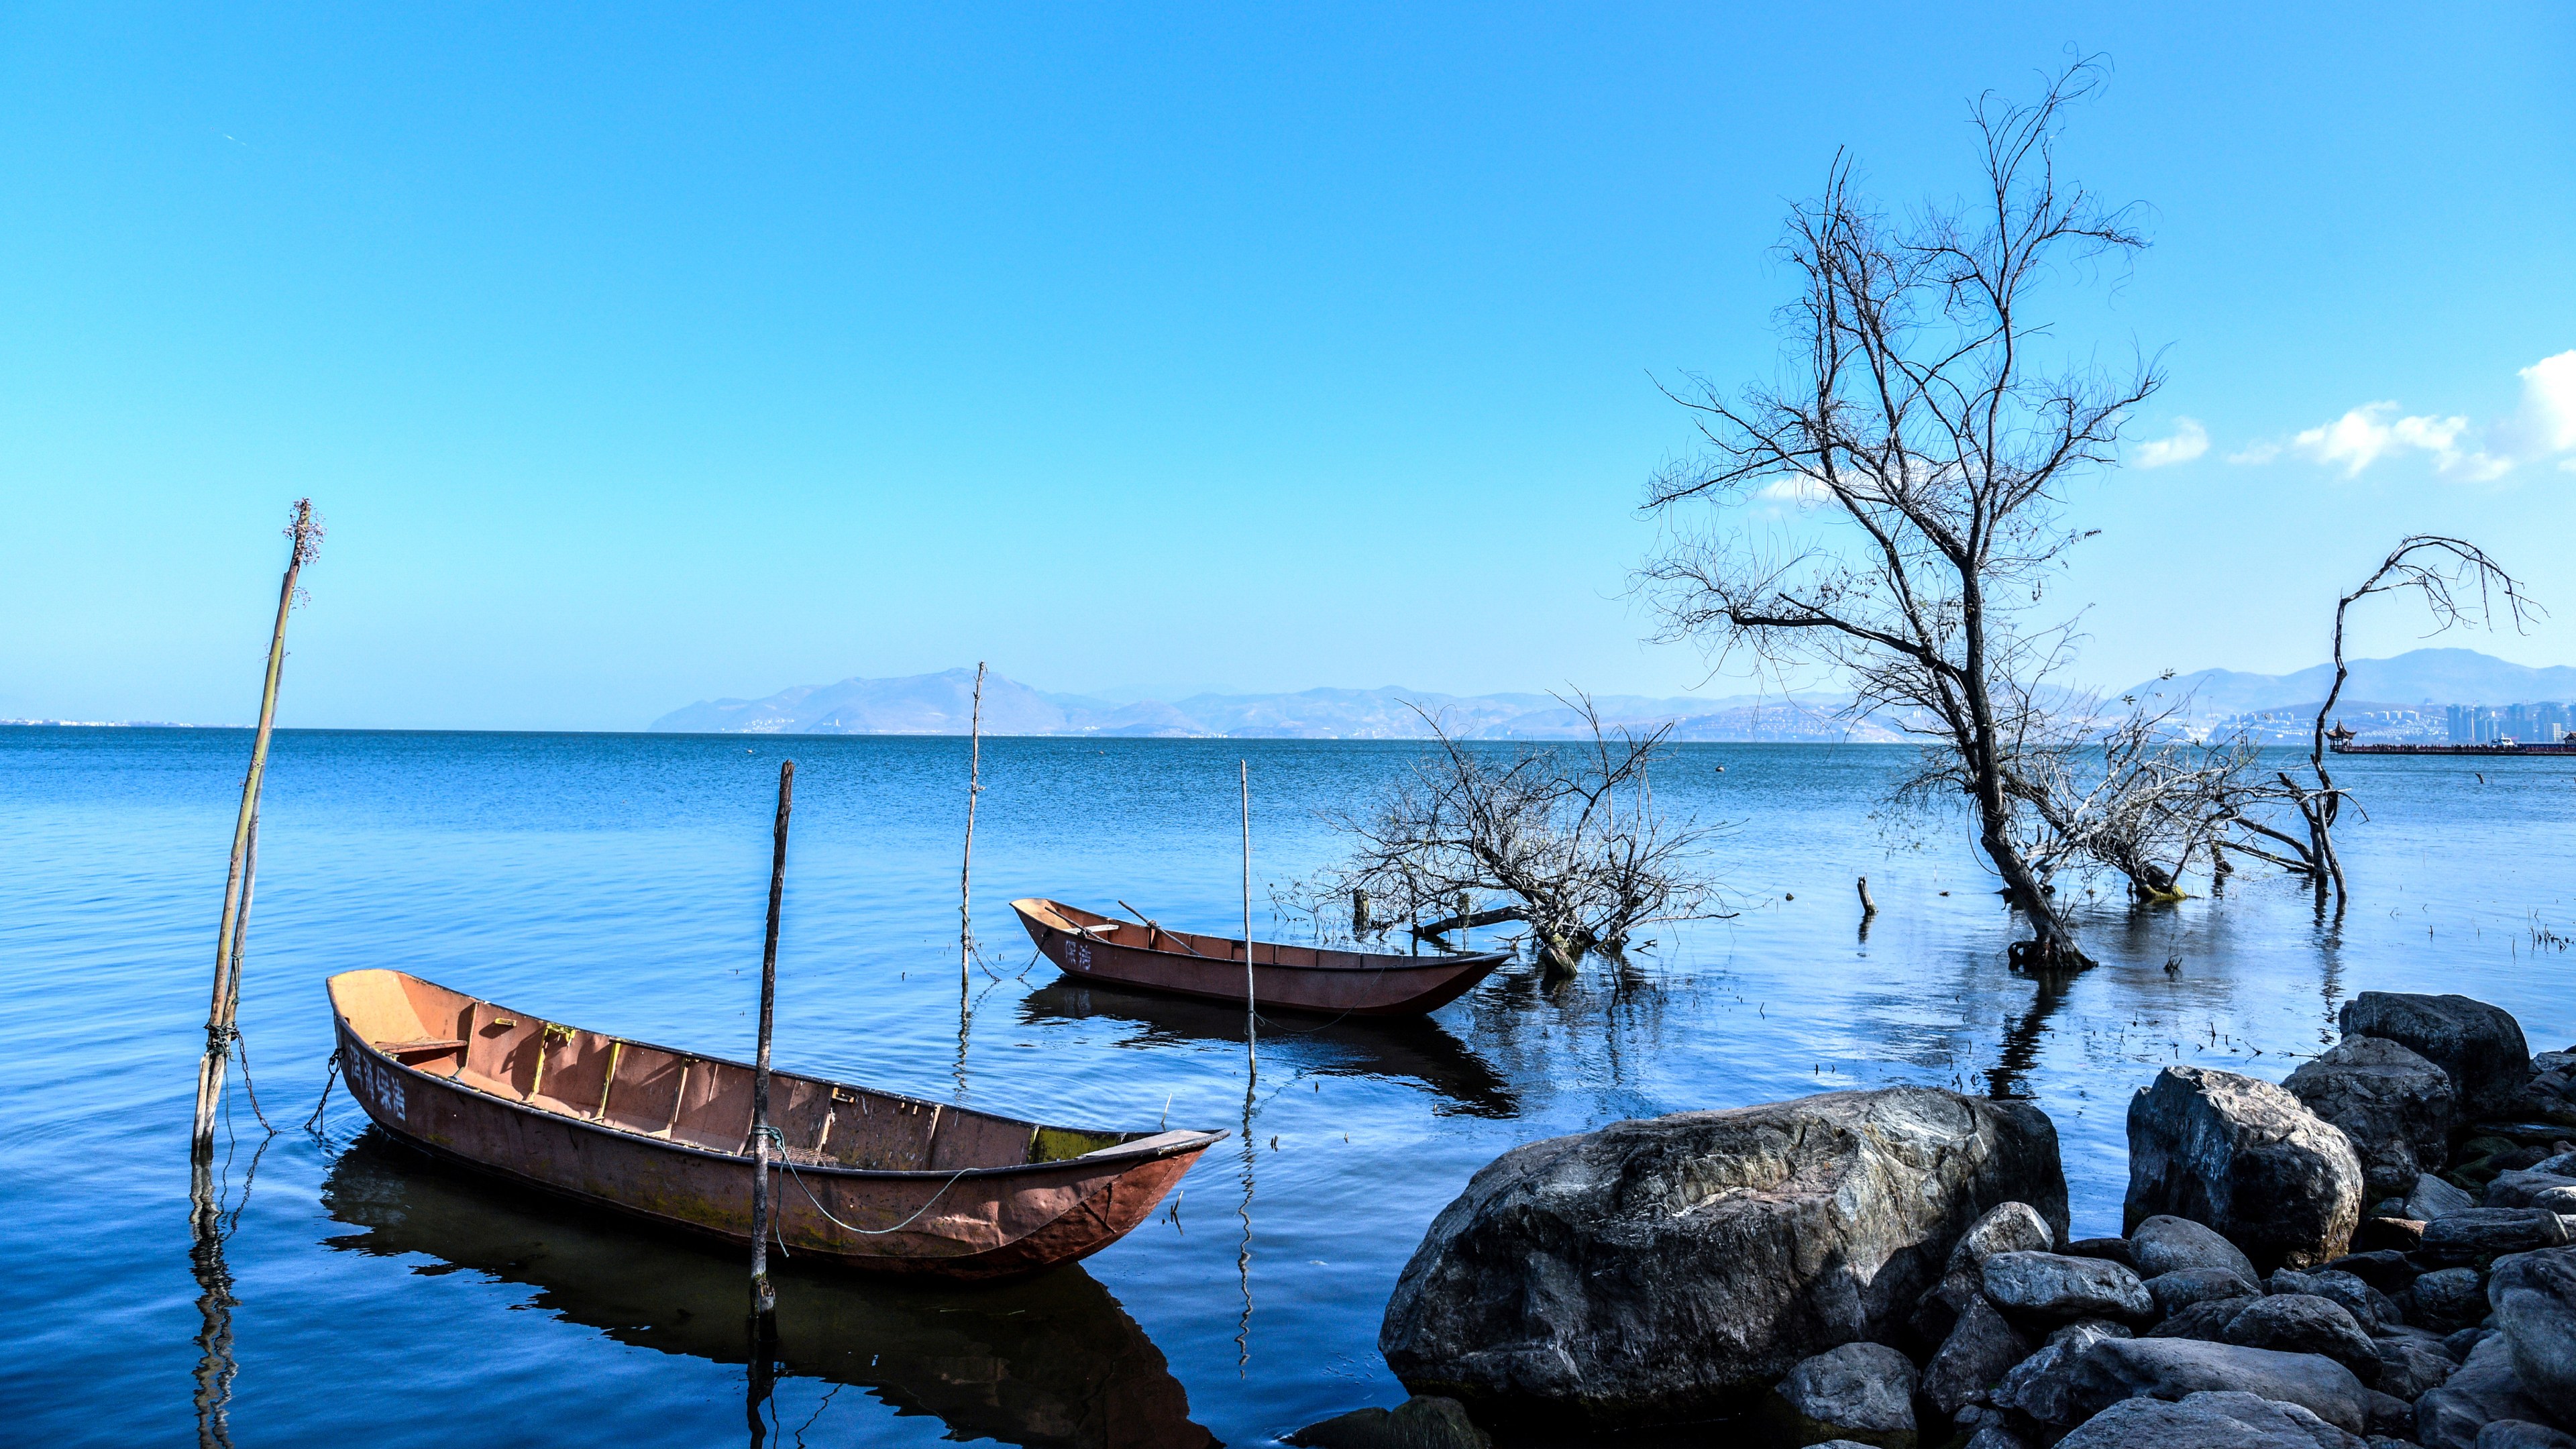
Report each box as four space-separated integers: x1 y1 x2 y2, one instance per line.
301 1050 341 1135
752 1126 975 1238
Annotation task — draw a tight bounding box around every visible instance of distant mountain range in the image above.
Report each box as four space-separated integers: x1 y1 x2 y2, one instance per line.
2119 648 2576 724
650 648 2571 743
648 669 1891 742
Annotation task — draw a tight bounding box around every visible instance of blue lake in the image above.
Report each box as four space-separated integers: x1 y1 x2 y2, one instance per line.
3 726 2571 1446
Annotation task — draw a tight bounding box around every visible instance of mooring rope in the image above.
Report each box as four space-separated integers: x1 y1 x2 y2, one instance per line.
301 1050 341 1135
749 1126 974 1238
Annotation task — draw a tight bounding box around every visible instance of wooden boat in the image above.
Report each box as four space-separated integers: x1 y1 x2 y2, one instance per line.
325 969 1222 1279
1011 898 1511 1017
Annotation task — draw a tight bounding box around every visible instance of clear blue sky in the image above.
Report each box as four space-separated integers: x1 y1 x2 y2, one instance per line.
4 3 2571 729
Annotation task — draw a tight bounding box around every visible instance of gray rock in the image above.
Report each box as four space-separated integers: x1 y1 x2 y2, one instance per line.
2127 1067 2366 1273
2054 1389 2367 1448
1917 1201 2059 1342
2223 1294 2387 1387
2155 1268 2267 1316
2534 1154 2576 1179
2328 1250 2426 1294
2487 1246 2576 1426
2489 1171 2576 1210
2068 1236 2141 1267
2339 994 2534 1120
1376 1087 2068 1428
2067 1336 2375 1434
2363 1388 2417 1436
2414 1175 2482 1222
2422 1210 2572 1260
2051 1318 2136 1345
1925 1293 2033 1416
1771 1342 1919 1445
2290 1038 2464 1201
2449 1327 2499 1360
2416 1335 2558 1449
1983 1251 2157 1324
1992 1321 2129 1426
2157 1297 2262 1342
2311 1268 2408 1334
2533 1189 2576 1214
1964 1426 2029 1449
2475 1422 2576 1449
2413 1271 2493 1333
2138 1214 2269 1283
2377 1333 2463 1400
1287 1395 1493 1449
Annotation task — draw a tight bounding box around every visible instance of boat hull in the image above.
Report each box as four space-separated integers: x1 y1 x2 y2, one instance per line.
1012 898 1509 1017
328 971 1216 1280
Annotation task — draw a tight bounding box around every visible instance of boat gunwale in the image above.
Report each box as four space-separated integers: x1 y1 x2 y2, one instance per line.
328 973 1227 1183
1014 898 1511 975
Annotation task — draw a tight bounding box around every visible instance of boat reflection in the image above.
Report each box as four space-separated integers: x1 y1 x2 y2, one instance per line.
1020 979 1518 1118
318 1132 1216 1449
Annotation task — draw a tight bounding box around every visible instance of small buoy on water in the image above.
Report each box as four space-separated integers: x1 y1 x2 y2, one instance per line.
1784 892 1794 901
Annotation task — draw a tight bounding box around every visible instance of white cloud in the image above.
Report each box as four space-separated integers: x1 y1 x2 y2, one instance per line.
1756 476 1833 505
2237 350 2576 483
2132 417 2208 468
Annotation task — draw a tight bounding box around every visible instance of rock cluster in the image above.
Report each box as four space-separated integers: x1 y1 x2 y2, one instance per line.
1289 992 2576 1449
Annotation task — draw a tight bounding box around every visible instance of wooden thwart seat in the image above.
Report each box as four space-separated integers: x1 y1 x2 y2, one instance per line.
379 1037 468 1055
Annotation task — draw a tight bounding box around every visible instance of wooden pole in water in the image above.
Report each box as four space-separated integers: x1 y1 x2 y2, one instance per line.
961 661 984 985
1241 759 1255 1075
1856 876 1878 918
192 499 321 1161
750 759 794 1320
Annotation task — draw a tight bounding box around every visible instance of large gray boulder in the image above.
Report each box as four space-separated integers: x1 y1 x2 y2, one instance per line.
2054 1389 2366 1448
2476 1421 2576 1449
2423 1210 2573 1260
2152 1267 2266 1317
1982 1251 2156 1325
2305 1269 2405 1336
1915 1201 2058 1342
1768 1342 1918 1447
1286 1396 1492 1449
2127 1067 2366 1273
1377 1087 2067 1428
2222 1295 2385 1387
2418 1334 2561 1449
2065 1336 2373 1434
2339 994 2533 1120
2136 1214 2265 1282
1991 1321 2131 1426
2377 1334 2462 1400
2488 1246 2576 1425
1923 1294 2033 1417
2288 1036 2463 1200
2491 1171 2576 1210
2416 1173 2484 1221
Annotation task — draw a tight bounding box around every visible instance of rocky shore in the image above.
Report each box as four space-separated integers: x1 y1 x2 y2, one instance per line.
1291 992 2576 1449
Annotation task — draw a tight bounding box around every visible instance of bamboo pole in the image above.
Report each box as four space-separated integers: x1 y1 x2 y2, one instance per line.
750 759 794 1320
192 499 320 1159
1240 759 1255 1076
961 661 984 984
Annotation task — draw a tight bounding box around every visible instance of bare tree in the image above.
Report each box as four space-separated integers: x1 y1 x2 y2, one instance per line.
1639 60 2153 968
2229 535 2535 902
1296 698 1727 973
2004 687 2263 902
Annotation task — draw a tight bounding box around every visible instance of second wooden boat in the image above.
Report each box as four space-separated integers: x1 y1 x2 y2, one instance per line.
1012 898 1511 1017
327 969 1222 1279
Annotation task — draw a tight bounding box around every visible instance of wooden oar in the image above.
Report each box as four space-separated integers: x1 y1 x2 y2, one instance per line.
1118 899 1210 957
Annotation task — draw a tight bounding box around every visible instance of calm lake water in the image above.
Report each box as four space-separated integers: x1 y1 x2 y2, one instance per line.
4 726 2573 1447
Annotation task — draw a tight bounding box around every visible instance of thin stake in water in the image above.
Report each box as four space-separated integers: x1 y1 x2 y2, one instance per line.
193 498 322 1165
1241 759 1255 1076
961 660 985 983
750 759 794 1320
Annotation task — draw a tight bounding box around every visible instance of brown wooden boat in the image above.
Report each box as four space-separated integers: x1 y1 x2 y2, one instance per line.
1011 898 1511 1017
326 969 1223 1279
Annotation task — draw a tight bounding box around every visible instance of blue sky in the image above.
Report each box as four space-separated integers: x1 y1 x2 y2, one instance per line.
3 4 2571 729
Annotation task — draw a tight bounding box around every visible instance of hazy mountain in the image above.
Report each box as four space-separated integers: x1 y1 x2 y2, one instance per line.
2121 648 2576 718
649 671 1871 740
653 649 2566 742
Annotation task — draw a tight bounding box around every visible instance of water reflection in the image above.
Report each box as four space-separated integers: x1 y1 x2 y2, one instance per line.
1020 979 1519 1118
319 1132 1216 1449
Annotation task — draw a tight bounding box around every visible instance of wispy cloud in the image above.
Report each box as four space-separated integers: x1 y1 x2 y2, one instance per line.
2232 350 2576 482
2131 417 2208 468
